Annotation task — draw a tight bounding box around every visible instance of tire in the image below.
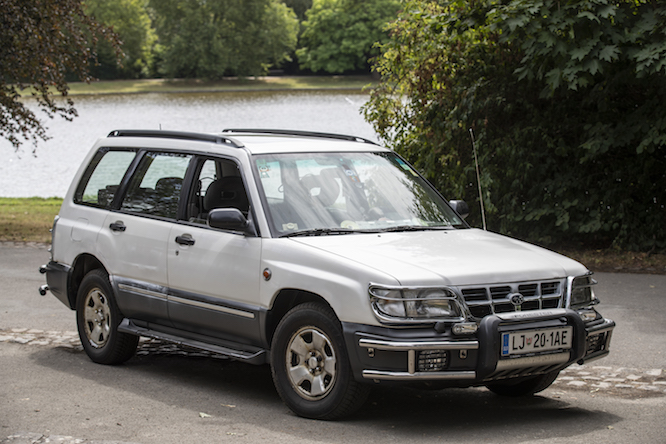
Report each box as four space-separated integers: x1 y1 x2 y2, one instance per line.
76 269 138 365
485 370 560 397
270 302 370 420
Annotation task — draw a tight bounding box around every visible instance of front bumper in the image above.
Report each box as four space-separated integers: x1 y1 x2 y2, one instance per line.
343 308 615 385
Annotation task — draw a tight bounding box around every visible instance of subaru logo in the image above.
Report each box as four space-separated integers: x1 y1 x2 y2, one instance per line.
509 293 525 308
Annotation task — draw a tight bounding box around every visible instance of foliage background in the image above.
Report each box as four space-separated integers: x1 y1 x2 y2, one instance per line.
84 0 157 79
78 0 401 78
3 0 665 255
0 0 120 148
1 0 398 149
149 0 299 78
296 0 401 73
363 0 666 252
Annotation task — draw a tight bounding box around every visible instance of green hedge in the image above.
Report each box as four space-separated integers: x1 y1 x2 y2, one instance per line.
363 0 666 252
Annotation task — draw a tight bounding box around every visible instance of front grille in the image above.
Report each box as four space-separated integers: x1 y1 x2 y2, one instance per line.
490 286 511 299
518 283 538 296
458 279 565 319
462 287 488 302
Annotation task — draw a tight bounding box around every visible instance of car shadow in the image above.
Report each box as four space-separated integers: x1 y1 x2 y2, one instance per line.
33 344 620 443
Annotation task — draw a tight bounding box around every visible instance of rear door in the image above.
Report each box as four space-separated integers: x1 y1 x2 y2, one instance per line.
97 151 192 324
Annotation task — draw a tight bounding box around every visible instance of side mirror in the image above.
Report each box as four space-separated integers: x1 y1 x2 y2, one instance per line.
448 200 469 220
208 208 251 232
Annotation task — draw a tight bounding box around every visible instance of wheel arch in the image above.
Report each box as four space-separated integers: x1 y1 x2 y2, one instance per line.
67 254 108 309
265 289 336 347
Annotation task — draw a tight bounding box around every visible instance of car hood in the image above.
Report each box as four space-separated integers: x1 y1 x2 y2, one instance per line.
289 228 587 286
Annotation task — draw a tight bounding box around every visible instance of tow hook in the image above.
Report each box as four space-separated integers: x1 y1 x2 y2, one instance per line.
39 265 48 296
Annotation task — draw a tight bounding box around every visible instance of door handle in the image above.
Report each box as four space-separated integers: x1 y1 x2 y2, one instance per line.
109 222 126 232
175 235 195 246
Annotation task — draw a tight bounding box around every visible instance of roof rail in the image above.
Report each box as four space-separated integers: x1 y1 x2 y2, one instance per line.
221 128 378 145
107 130 244 148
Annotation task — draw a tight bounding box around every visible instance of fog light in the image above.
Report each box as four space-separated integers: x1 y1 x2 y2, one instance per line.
586 333 605 354
418 350 448 372
452 323 478 335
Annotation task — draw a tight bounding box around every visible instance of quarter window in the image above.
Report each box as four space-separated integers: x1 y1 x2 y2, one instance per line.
75 149 137 208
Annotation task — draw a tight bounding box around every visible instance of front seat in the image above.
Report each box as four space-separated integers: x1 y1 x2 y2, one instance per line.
203 176 249 216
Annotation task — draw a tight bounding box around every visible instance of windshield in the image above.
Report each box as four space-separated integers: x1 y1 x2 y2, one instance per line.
253 152 465 237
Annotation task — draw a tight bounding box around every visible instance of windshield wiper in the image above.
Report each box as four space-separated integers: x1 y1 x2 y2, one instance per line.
282 225 454 237
379 225 453 233
281 228 356 237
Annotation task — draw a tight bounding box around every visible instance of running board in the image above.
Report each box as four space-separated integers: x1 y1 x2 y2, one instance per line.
118 318 267 365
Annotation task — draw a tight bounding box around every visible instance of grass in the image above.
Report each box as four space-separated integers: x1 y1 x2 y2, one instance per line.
1 197 664 274
0 197 62 243
21 75 376 97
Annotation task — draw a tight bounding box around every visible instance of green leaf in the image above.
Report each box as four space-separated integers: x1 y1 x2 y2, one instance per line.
583 59 600 75
571 46 591 61
505 17 527 32
597 4 616 20
545 68 562 89
598 45 620 62
577 11 600 23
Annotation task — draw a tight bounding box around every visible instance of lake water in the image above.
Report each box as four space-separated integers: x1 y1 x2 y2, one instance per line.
0 90 376 198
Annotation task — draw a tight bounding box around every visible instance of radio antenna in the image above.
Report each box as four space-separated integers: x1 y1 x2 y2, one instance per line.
469 128 487 231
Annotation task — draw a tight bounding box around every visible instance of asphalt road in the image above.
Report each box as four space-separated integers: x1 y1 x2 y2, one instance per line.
1 243 665 444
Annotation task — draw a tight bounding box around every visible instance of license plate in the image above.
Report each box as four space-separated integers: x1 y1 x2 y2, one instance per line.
501 326 573 357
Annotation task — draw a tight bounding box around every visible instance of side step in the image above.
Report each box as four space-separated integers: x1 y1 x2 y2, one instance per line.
118 318 268 365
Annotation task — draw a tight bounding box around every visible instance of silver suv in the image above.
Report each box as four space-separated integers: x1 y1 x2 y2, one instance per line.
41 129 615 419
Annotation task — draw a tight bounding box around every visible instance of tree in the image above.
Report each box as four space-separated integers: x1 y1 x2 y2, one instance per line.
363 0 666 252
296 0 401 74
0 0 120 149
84 0 157 79
282 0 313 20
150 0 299 78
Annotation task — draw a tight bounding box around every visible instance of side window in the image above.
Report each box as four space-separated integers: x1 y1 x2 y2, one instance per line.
199 159 219 200
187 157 249 224
121 152 192 219
75 149 137 208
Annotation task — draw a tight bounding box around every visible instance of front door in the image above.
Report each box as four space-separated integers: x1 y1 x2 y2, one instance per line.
166 157 263 345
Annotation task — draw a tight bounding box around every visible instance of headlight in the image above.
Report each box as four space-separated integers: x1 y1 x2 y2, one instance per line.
569 274 598 309
369 285 465 323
